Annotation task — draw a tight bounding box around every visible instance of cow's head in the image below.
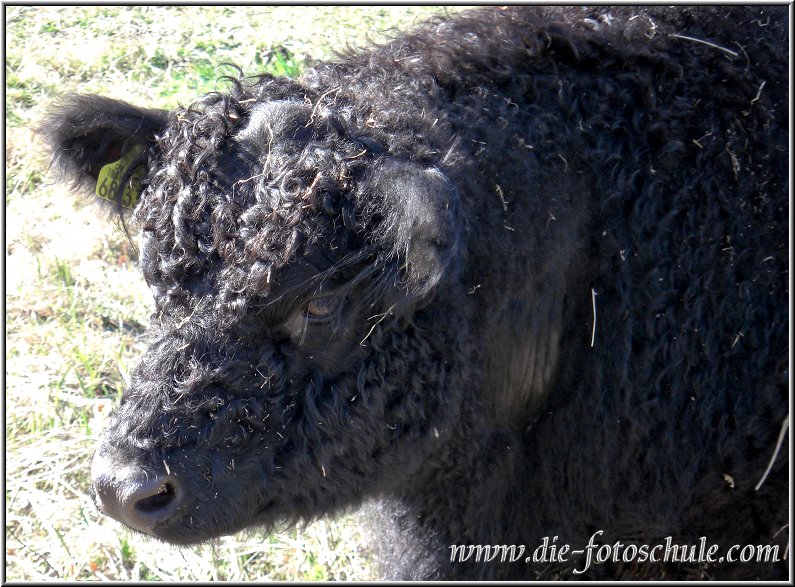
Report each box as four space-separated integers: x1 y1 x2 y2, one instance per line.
43 78 470 543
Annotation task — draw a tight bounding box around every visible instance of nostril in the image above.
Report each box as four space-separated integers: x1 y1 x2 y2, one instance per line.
123 476 181 532
134 481 176 514
91 449 183 534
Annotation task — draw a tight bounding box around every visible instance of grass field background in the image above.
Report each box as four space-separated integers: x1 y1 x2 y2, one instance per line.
5 6 461 580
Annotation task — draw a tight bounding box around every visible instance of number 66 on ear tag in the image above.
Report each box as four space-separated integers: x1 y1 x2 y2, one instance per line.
96 146 145 209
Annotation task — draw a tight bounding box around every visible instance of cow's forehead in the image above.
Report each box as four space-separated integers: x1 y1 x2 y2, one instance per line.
137 90 371 316
235 100 317 147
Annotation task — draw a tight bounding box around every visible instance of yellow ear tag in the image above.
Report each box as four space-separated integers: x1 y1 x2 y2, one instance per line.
95 146 145 208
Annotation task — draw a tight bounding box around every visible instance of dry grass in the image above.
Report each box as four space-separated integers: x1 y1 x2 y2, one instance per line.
5 6 460 581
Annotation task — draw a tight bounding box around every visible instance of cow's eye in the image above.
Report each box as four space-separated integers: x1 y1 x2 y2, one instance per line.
302 295 343 320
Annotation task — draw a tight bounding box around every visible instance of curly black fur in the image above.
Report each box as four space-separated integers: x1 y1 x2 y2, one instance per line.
43 7 788 580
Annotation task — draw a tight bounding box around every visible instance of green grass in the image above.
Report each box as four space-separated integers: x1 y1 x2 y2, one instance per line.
5 5 459 581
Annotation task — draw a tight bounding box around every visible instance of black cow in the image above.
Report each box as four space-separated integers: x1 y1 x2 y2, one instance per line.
43 6 789 579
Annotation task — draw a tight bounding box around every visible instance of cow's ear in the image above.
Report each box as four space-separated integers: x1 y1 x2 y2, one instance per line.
41 94 168 209
360 159 461 303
